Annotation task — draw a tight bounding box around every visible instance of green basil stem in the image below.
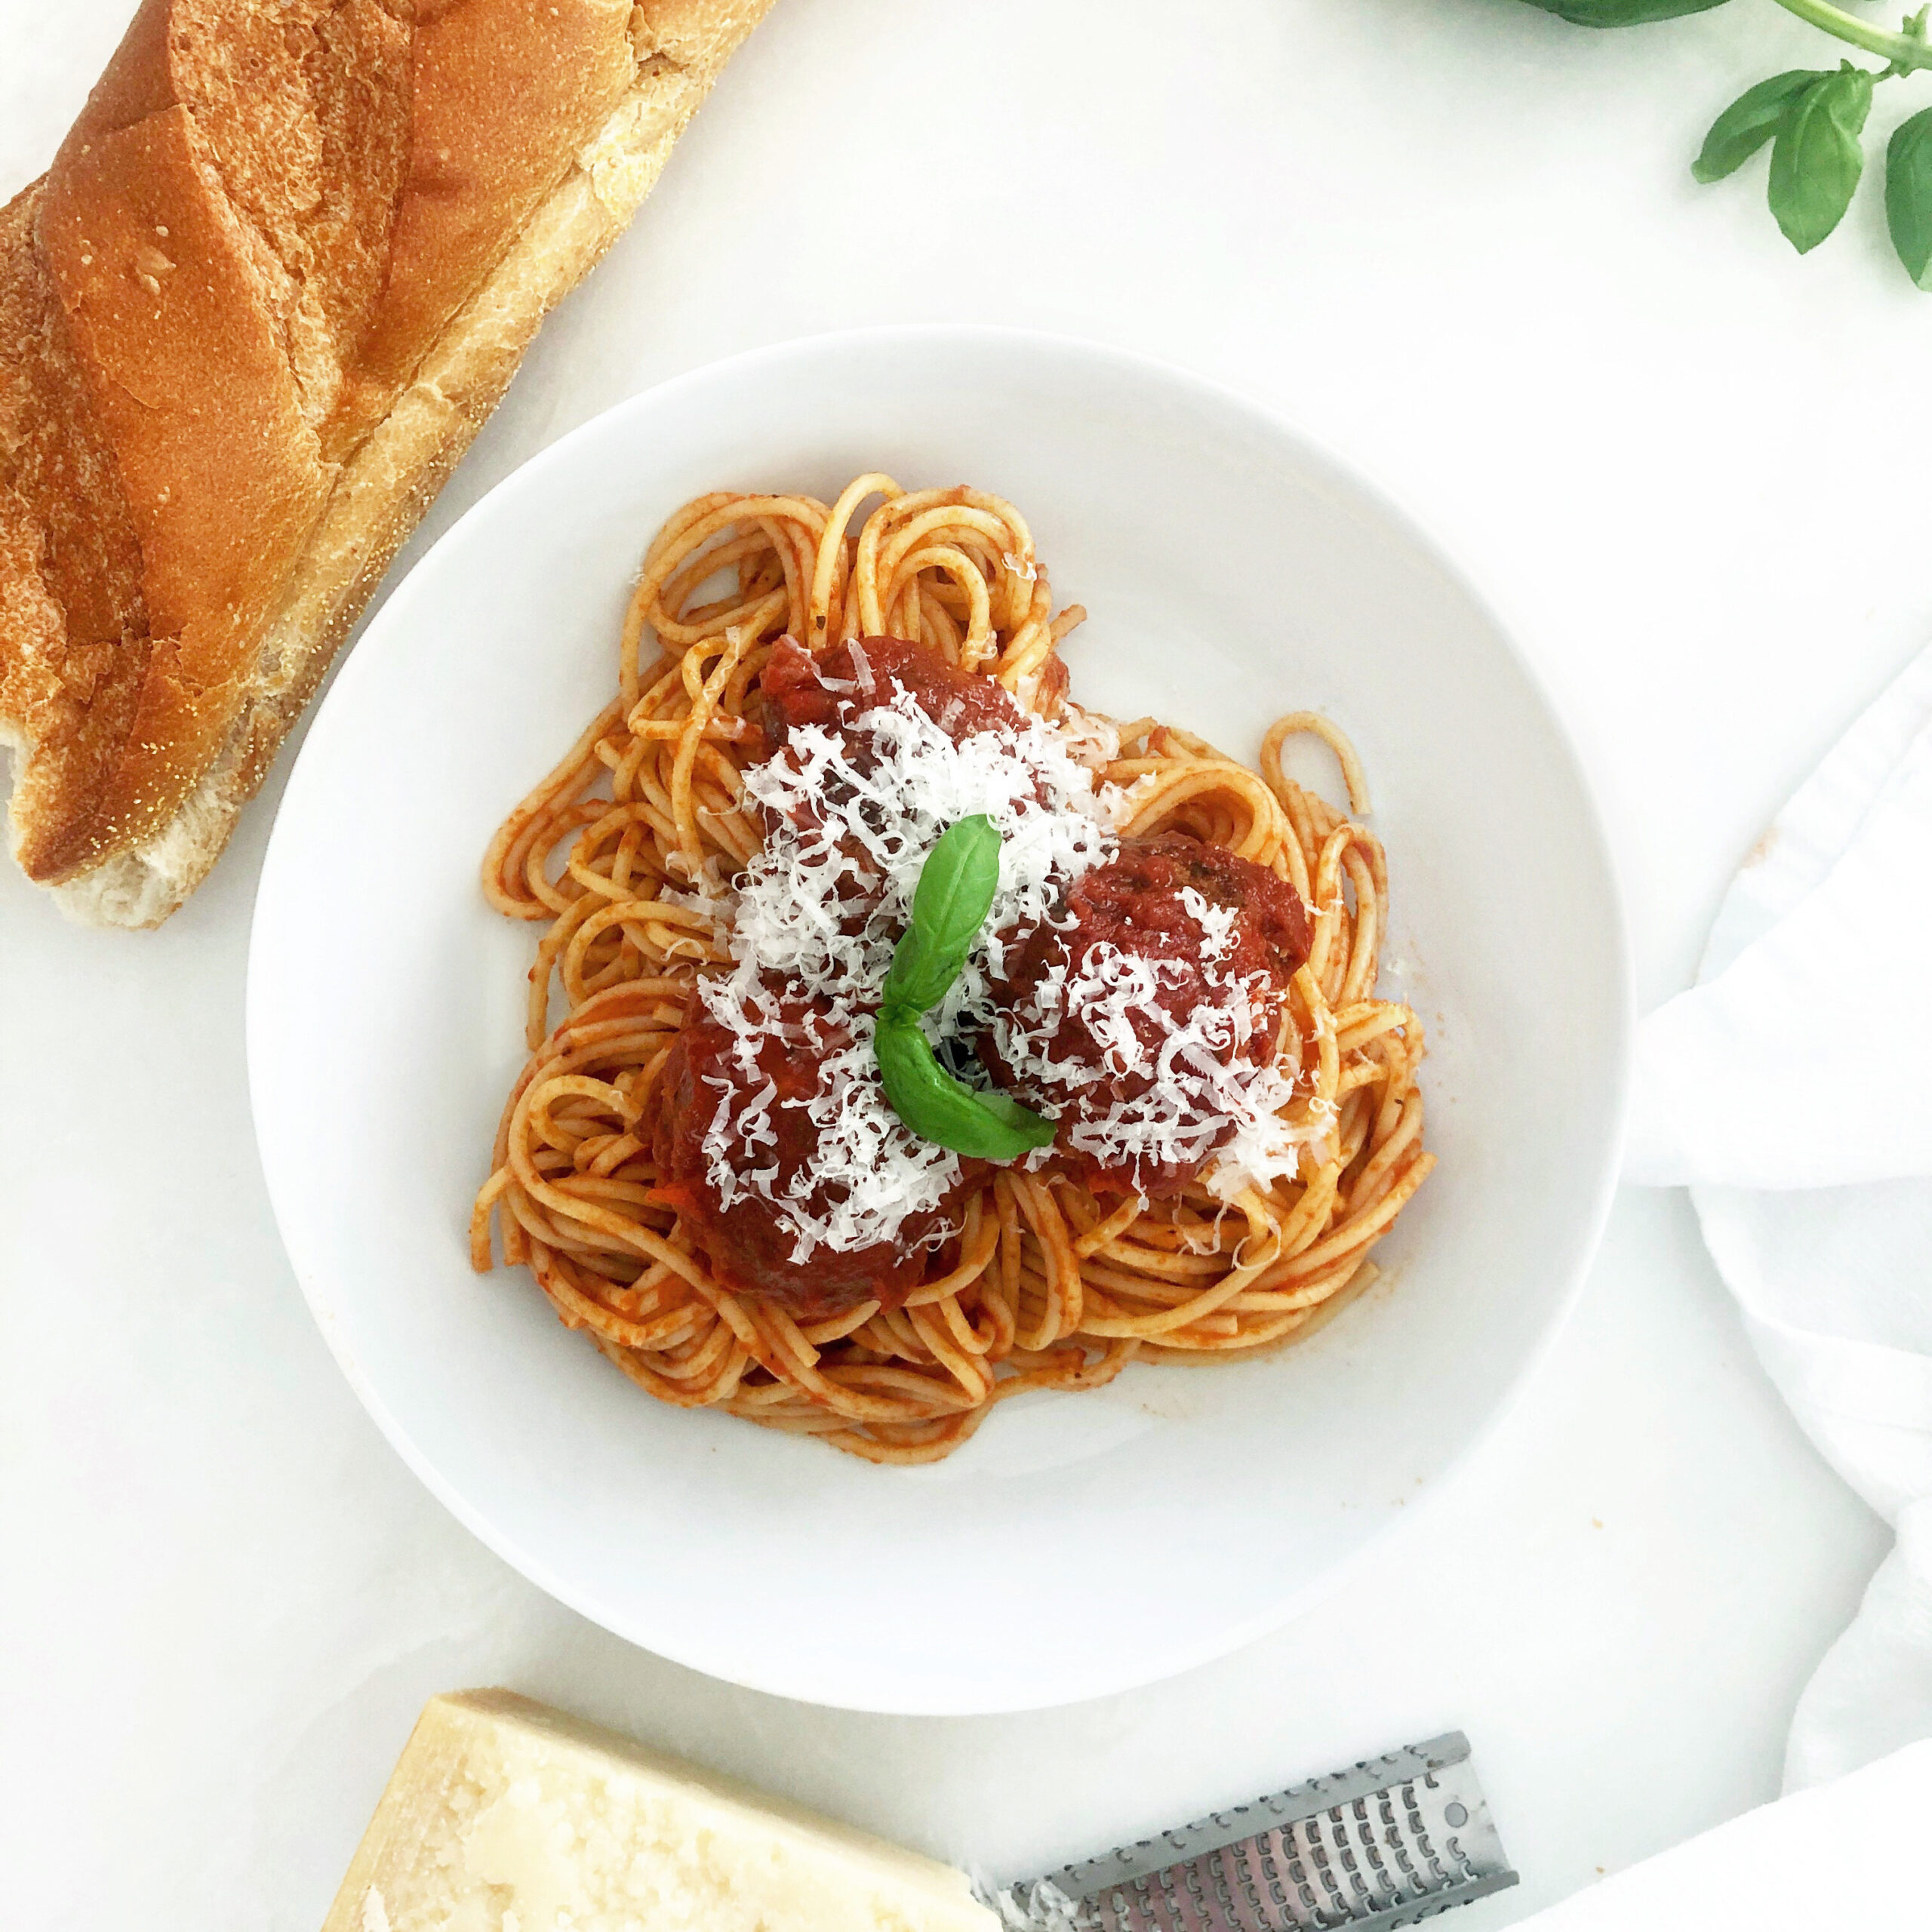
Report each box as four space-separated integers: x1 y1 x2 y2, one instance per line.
1769 0 1932 74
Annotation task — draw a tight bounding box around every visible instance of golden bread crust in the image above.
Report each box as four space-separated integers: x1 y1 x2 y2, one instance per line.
0 0 775 923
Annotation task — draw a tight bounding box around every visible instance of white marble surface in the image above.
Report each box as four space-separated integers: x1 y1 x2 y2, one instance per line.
0 1 1915 1923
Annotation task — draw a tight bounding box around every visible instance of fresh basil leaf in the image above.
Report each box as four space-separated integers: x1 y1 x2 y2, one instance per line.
1768 66 1874 254
1887 106 1932 288
875 1013 1057 1161
1518 0 1729 23
881 815 1001 1014
873 819 1055 1160
1693 71 1821 184
974 1091 1059 1137
912 814 1001 945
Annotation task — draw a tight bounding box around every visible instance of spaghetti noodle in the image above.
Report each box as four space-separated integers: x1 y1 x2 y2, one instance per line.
472 477 1435 1463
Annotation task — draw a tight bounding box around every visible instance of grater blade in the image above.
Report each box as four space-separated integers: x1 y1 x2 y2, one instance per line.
988 1731 1516 1932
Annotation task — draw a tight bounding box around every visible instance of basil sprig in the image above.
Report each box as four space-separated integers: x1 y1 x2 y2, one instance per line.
872 817 1057 1161
1521 0 1932 289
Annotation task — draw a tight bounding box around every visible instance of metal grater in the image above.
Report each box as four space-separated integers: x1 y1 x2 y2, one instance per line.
986 1731 1516 1932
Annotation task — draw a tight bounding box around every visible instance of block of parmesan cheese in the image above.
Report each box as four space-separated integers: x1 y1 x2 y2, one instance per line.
321 1690 998 1932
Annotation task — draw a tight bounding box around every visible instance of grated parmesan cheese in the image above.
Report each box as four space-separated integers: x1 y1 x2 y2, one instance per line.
681 660 1317 1260
1053 700 1121 774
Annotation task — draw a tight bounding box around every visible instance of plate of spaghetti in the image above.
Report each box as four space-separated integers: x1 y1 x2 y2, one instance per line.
249 327 1629 1712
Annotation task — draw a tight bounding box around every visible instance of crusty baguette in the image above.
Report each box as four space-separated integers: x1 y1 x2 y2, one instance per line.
0 0 773 927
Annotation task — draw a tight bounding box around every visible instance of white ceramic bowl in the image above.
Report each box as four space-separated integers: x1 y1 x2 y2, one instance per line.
248 327 1629 1715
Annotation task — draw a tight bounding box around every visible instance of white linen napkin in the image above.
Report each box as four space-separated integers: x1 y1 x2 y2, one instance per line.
1506 1737 1932 1928
1515 643 1932 1923
1626 642 1932 1194
1625 639 1932 1788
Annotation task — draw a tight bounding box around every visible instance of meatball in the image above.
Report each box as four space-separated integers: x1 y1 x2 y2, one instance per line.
979 834 1312 1198
652 991 972 1320
745 634 1050 933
